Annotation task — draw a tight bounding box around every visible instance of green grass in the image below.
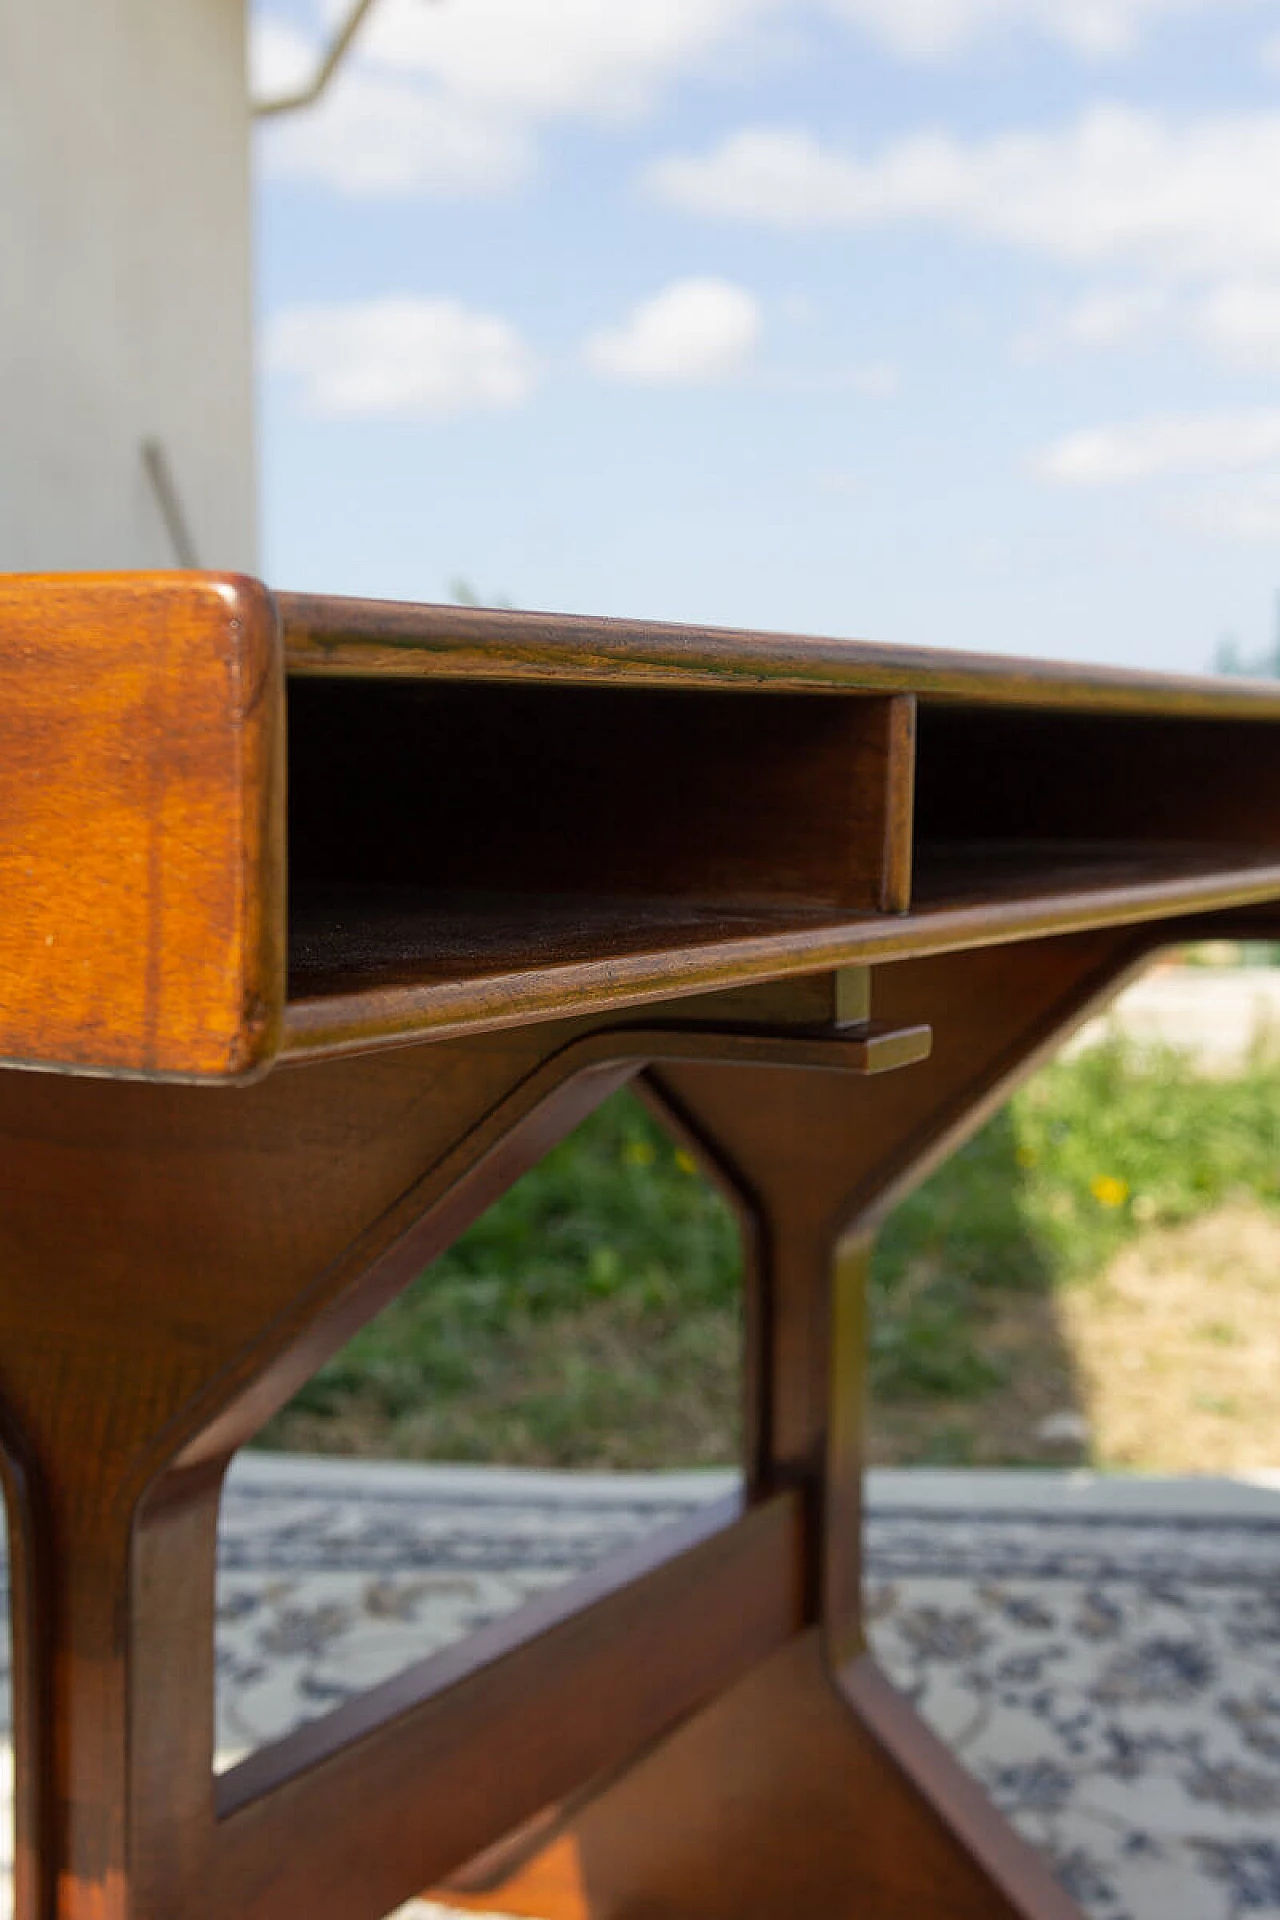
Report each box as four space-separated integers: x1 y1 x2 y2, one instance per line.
258 1038 1280 1467
871 1038 1280 1402
259 1092 743 1464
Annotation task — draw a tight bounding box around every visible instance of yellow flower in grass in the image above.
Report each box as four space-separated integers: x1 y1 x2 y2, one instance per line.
1090 1174 1129 1208
675 1149 697 1175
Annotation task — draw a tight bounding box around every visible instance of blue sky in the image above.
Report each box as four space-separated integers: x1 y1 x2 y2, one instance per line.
251 0 1280 672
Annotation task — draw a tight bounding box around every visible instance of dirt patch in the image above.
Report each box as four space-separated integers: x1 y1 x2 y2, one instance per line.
867 1202 1280 1471
263 1204 1280 1475
1058 1201 1280 1472
866 1281 1087 1467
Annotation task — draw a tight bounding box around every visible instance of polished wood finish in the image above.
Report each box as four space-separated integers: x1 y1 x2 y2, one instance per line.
433 929 1149 1919
280 588 1280 717
915 701 1280 847
836 1653 1080 1920
440 1633 1075 1920
0 574 283 1081
282 841 1280 1058
3 572 1280 1920
215 1495 803 1920
288 679 916 916
216 1491 794 1812
0 990 919 1920
2 576 1280 1074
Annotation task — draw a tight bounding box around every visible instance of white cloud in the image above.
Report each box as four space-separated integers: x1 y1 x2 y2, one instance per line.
1061 286 1171 346
584 279 763 383
649 127 873 226
263 72 527 197
250 18 317 100
751 358 902 396
1031 278 1280 368
825 0 1256 60
251 0 1251 202
646 109 1280 282
253 0 768 197
1177 476 1280 541
1037 409 1280 484
265 297 536 417
357 0 767 122
1196 282 1280 372
840 359 900 396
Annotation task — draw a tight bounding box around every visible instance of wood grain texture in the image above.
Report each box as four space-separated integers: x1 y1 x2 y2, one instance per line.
436 1632 1064 1919
838 1653 1081 1920
281 844 1280 1059
0 994 877 1920
0 574 284 1080
11 571 1280 1920
280 588 1280 719
915 703 1280 849
217 1491 756 1812
8 576 1280 1077
880 691 916 912
214 1493 804 1920
288 679 915 915
436 933 1145 1920
0 1021 640 1920
646 929 1155 1667
0 929 1229 1920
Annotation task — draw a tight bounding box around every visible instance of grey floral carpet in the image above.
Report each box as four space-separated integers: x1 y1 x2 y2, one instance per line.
864 1475 1280 1920
4 1461 1280 1919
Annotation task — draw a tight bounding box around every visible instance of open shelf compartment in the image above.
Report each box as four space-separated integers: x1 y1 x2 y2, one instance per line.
286 677 914 1001
281 674 1280 1054
911 702 1280 914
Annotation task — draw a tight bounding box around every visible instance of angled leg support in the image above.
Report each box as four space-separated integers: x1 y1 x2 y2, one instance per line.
444 929 1154 1918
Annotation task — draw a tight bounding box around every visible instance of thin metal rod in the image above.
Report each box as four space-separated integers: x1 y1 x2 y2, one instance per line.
140 440 199 569
251 0 380 119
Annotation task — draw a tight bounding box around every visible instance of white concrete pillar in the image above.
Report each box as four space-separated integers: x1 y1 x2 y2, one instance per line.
0 0 256 570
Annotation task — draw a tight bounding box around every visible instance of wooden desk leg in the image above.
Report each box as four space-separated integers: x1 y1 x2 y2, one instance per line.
441 929 1152 1919
0 996 868 1920
0 1370 230 1920
0 932 1162 1920
0 1033 637 1920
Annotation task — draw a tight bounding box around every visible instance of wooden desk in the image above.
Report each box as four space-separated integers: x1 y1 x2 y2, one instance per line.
3 572 1280 1920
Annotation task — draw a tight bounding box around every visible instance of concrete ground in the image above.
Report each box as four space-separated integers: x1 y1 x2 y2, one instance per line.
1070 964 1280 1071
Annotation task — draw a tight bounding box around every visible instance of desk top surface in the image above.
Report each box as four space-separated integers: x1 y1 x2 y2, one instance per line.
4 572 1280 1084
281 589 1280 721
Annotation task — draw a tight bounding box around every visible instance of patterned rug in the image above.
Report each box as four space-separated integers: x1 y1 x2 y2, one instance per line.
212 1461 726 1765
865 1478 1280 1920
4 1461 1280 1920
